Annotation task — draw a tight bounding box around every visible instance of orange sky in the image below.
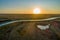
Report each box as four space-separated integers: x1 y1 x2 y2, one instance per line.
0 0 60 14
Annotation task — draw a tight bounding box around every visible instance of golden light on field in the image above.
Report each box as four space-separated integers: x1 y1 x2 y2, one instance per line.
33 8 41 14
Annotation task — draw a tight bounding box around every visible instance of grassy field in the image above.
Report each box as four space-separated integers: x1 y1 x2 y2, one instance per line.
0 14 60 20
0 14 60 40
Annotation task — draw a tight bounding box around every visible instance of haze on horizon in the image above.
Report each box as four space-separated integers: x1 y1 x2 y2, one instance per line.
0 0 60 14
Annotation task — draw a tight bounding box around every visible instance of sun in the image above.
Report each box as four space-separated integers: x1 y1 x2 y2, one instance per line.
33 8 41 14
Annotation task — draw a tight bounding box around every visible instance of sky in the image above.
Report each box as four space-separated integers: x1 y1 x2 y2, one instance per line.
0 0 60 14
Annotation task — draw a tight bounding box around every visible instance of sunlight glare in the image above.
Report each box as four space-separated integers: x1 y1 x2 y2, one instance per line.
33 8 41 14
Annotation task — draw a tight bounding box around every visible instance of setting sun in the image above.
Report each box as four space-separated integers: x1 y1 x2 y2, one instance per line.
33 8 41 14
